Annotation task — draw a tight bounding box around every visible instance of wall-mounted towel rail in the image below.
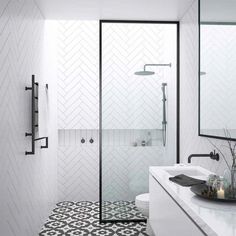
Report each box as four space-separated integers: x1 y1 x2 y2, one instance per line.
25 75 48 155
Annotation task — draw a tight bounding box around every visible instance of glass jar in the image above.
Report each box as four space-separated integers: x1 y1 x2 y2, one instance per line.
223 164 236 198
231 163 236 197
206 174 219 187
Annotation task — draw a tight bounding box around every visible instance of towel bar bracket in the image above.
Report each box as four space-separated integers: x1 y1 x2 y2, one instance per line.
35 137 48 149
25 86 32 91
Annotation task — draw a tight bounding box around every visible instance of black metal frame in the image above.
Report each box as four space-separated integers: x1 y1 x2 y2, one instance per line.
99 20 180 223
25 75 48 155
198 0 236 141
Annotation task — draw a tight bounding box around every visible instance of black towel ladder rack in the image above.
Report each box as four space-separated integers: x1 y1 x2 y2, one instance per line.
25 75 48 155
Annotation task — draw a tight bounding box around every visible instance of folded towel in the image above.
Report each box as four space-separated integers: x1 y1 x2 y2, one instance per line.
169 174 206 187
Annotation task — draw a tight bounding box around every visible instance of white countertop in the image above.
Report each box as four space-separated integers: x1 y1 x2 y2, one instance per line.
150 165 236 236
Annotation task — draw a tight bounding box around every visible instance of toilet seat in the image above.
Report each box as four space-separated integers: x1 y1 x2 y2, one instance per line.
135 193 149 217
135 193 153 235
136 193 149 207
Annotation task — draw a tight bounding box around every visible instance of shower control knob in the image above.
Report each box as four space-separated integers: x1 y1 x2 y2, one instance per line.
89 138 94 144
81 138 85 144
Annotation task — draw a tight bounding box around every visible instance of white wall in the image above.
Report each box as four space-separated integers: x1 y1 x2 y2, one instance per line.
50 21 100 201
50 21 177 202
0 1 57 236
101 22 177 201
57 21 99 130
180 0 232 174
201 24 236 132
102 23 175 130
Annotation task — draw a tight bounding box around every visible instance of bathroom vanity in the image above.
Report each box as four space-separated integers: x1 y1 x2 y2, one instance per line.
149 166 236 236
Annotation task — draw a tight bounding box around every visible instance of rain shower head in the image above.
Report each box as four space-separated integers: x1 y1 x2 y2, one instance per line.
134 63 171 76
134 70 155 76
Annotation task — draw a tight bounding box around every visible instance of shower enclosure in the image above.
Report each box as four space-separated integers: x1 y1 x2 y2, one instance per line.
99 20 179 223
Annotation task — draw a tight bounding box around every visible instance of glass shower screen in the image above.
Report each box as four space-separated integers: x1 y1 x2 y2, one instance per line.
100 21 177 223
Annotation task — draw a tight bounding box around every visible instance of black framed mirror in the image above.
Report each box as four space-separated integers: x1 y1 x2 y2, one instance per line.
199 0 236 140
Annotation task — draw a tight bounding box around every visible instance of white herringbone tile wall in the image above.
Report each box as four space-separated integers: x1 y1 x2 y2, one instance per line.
102 23 165 129
0 1 57 236
57 21 99 130
101 23 177 201
102 23 177 130
51 21 100 201
201 25 236 131
102 146 169 201
54 21 177 202
58 146 99 201
180 0 232 174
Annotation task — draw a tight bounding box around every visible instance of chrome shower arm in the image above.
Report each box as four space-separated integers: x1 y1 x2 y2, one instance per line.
144 63 171 71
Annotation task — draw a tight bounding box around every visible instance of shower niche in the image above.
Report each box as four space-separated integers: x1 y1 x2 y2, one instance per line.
100 21 178 222
102 129 162 147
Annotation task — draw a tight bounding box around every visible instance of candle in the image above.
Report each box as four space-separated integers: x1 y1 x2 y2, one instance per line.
217 187 225 199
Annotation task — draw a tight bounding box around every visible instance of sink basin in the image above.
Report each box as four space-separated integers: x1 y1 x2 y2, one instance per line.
166 169 207 177
150 165 214 181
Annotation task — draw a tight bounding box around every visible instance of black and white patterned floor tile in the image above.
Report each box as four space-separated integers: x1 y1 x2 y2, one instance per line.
39 201 148 236
101 200 146 221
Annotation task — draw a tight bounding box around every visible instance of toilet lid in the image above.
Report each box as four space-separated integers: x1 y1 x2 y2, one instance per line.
135 193 149 209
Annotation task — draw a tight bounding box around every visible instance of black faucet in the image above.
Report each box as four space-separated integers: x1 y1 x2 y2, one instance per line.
188 150 220 163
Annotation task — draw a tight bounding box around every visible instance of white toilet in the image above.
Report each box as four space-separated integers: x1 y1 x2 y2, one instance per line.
135 193 149 217
135 193 154 235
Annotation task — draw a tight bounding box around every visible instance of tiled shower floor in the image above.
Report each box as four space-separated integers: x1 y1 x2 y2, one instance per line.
39 201 148 236
102 200 146 221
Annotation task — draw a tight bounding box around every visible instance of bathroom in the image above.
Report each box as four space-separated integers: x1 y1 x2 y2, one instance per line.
0 0 235 235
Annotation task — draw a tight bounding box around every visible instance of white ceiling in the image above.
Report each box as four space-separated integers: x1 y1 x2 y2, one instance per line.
201 0 236 22
36 0 195 20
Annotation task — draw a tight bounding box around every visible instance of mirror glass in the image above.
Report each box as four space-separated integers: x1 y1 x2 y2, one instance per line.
199 0 236 139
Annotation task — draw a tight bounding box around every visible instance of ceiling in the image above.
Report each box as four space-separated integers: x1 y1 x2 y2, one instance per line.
36 0 195 20
201 0 236 22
